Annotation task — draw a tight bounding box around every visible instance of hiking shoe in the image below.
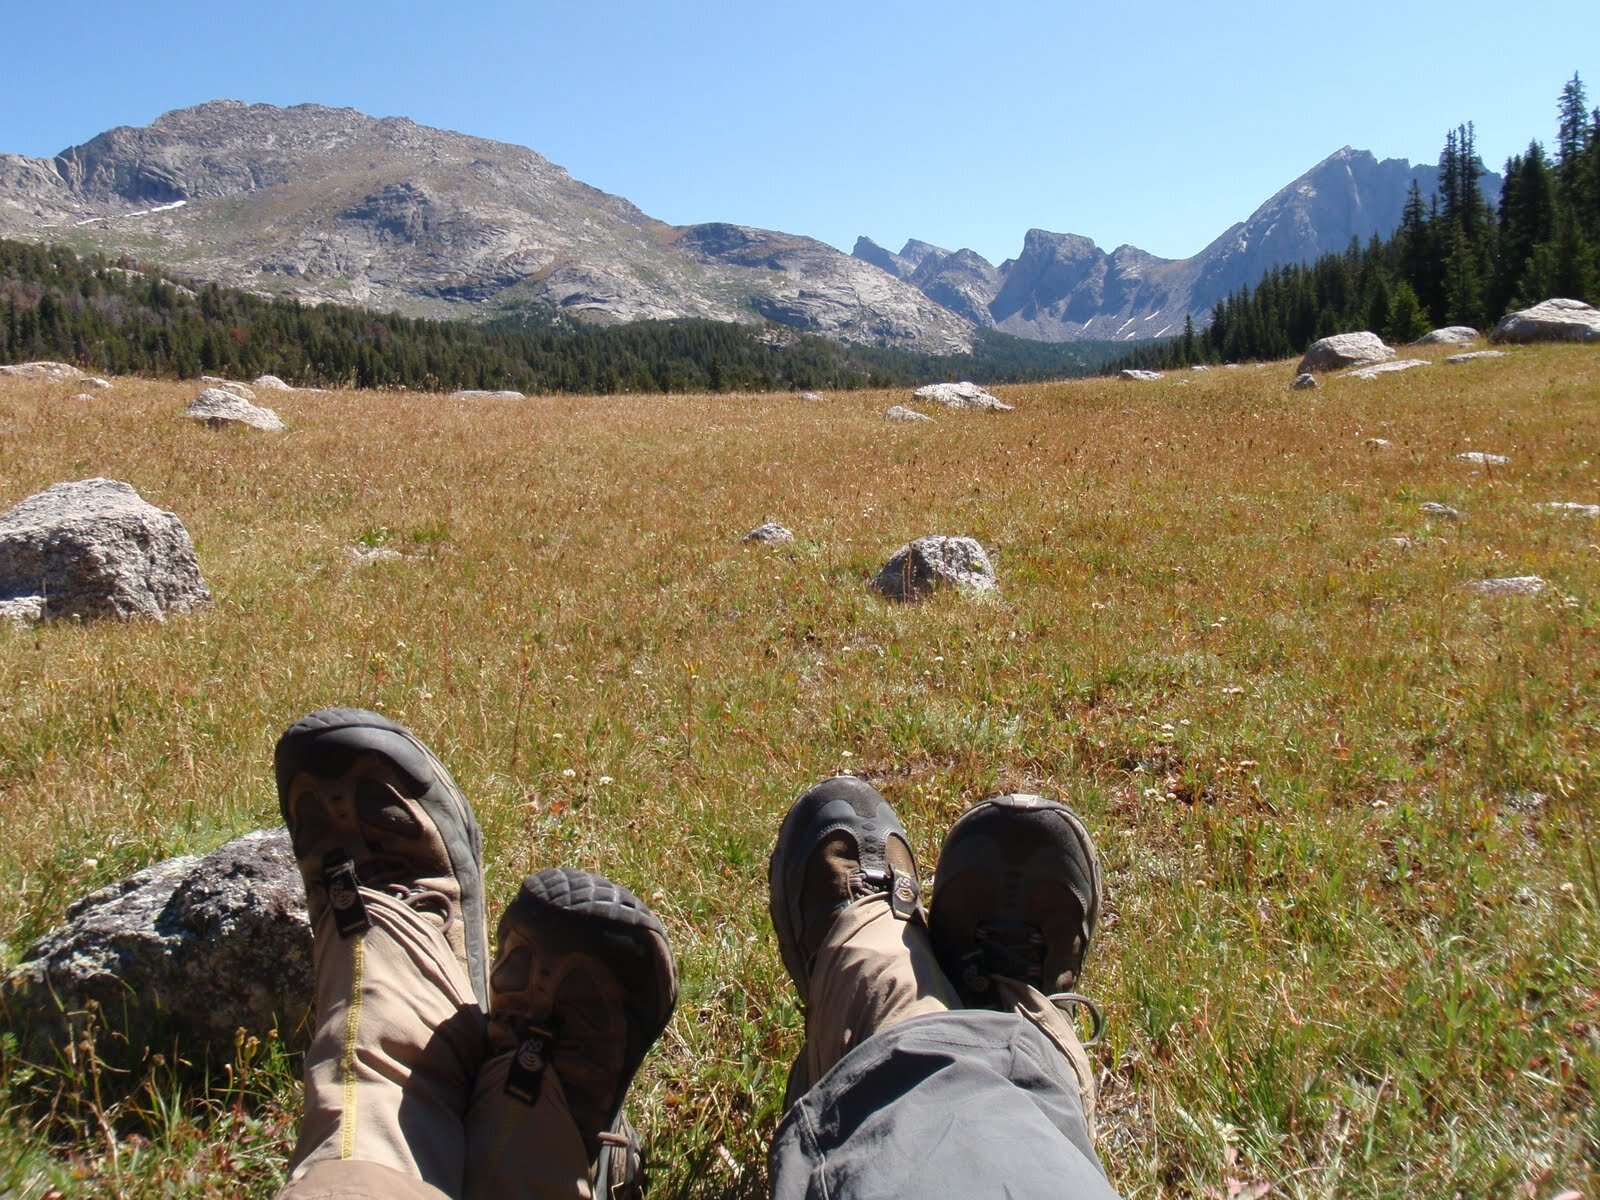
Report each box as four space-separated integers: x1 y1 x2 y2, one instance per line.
929 793 1103 1011
275 707 490 1009
768 776 922 998
487 867 678 1166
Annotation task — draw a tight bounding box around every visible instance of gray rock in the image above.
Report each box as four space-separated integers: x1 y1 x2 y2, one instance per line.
1539 502 1600 517
0 361 87 382
252 374 294 390
452 389 525 400
0 594 45 625
1297 332 1396 373
1466 576 1546 597
743 522 794 545
70 392 96 402
1365 437 1391 449
1413 326 1479 345
1456 451 1510 466
885 405 932 422
1291 372 1318 390
912 382 1012 411
185 386 285 431
798 391 824 402
1420 502 1461 521
347 544 403 565
872 535 997 601
1446 350 1510 363
1 829 312 1060
0 478 211 621
1191 365 1212 372
1348 359 1428 380
1120 369 1163 382
83 377 113 390
197 378 256 399
1491 298 1600 343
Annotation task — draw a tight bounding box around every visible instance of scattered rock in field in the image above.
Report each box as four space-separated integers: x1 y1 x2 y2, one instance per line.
1456 451 1510 466
1192 365 1212 372
1 829 312 1061
252 374 294 390
1348 359 1428 380
452 389 525 400
1413 326 1480 345
1290 372 1317 390
1420 502 1461 521
0 361 88 382
83 377 112 390
185 387 286 431
885 405 932 422
1297 332 1395 373
1446 350 1510 364
872 535 996 601
743 522 794 545
1120 369 1163 382
798 391 824 401
1539 502 1600 517
1466 575 1546 597
1365 437 1391 449
1491 298 1600 343
0 595 45 625
347 544 404 565
0 478 211 621
70 392 96 402
912 381 1013 411
1504 790 1549 814
1385 536 1414 550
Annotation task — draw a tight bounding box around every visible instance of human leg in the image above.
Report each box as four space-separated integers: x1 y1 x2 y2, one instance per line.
273 708 489 1199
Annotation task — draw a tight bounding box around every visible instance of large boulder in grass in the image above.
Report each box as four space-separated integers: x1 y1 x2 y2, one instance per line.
185 387 285 431
912 381 1013 411
1 830 313 1060
1297 332 1396 374
872 535 997 601
0 361 88 382
1412 326 1479 345
0 478 211 621
1491 298 1600 343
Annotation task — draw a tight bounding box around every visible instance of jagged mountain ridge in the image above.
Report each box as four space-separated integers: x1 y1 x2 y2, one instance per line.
0 101 975 353
855 149 1503 342
0 103 1501 351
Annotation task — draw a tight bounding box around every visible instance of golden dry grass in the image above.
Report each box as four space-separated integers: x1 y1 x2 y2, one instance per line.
1 344 1598 1197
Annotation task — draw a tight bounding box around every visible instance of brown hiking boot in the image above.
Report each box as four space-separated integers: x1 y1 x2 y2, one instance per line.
768 775 922 997
470 867 677 1196
276 706 489 1007
929 792 1102 1006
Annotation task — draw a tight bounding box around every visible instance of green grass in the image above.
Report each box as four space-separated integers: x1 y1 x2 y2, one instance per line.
0 345 1597 1197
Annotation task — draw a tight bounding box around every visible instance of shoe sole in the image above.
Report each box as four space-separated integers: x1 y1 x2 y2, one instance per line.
495 867 677 1128
929 793 1102 1006
275 706 489 1008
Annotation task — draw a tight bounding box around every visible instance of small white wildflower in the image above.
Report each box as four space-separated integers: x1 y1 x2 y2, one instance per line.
598 775 614 786
562 768 576 778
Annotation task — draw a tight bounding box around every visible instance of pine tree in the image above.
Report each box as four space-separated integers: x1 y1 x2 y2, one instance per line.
1556 73 1590 201
1385 281 1430 342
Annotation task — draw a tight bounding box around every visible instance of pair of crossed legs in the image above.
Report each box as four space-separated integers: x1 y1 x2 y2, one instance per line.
273 709 1120 1199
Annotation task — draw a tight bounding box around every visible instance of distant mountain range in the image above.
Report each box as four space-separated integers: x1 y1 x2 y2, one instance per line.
0 102 1499 351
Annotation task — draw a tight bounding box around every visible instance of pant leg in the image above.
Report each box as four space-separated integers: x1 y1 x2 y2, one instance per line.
770 1010 1121 1200
277 1159 454 1200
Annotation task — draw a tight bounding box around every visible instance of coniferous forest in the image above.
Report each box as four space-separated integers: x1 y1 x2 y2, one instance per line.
1117 74 1600 372
0 240 1126 393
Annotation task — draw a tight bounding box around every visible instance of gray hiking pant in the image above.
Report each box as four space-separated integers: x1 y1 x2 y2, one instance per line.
771 1010 1122 1199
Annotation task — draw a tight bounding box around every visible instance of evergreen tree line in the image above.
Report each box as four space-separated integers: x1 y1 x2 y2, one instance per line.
0 238 1129 393
1117 73 1600 372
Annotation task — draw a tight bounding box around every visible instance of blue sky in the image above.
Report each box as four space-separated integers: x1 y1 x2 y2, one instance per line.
3 1 1596 264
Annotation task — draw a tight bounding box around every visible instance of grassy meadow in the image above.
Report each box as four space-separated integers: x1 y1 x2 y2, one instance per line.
0 345 1598 1197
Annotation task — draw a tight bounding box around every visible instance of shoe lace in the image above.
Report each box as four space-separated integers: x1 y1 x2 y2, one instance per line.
963 920 1104 1046
320 851 456 936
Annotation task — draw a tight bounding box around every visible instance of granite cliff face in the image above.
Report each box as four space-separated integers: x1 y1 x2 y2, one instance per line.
0 102 974 352
855 149 1500 342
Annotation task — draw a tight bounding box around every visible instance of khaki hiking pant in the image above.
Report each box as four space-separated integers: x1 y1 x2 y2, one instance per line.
276 888 593 1200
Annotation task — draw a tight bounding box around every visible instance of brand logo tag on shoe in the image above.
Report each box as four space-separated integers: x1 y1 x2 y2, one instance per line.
889 866 919 920
323 856 371 938
505 1029 555 1105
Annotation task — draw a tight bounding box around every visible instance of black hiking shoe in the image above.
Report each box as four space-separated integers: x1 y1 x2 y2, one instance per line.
929 793 1103 1015
275 706 489 1008
487 867 678 1176
767 775 922 999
